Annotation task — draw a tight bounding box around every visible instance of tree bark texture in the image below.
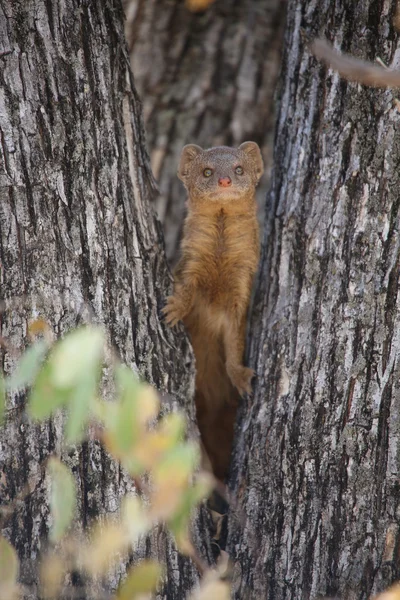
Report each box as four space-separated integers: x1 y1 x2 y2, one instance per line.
228 1 400 599
124 0 286 263
0 1 210 597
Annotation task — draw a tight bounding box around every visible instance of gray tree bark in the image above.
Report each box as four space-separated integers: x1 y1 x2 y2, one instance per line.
124 0 286 263
0 1 211 598
5 0 400 598
228 1 400 599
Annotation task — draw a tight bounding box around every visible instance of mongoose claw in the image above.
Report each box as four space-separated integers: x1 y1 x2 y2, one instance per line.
162 296 184 327
227 364 255 397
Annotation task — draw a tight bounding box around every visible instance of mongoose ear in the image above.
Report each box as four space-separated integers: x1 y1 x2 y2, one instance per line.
178 144 203 182
239 141 264 182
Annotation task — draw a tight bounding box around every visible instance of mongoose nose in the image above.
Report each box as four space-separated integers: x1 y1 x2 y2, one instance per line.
218 177 232 187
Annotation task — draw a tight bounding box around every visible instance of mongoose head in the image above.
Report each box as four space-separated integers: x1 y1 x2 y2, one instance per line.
178 142 263 206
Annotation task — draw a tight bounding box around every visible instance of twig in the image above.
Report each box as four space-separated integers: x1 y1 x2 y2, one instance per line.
310 38 400 88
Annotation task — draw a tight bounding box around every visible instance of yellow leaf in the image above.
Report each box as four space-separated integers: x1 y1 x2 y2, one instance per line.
150 478 186 521
50 327 104 388
0 536 18 584
152 443 199 485
188 473 214 505
150 444 202 521
130 414 187 473
117 560 163 600
158 413 186 441
133 431 176 472
136 385 160 426
191 580 231 600
40 555 65 599
82 522 127 576
121 496 151 542
174 530 194 556
0 583 20 600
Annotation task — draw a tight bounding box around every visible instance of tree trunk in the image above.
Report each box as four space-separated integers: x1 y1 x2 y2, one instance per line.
228 1 400 599
6 0 400 598
124 0 286 263
0 1 210 597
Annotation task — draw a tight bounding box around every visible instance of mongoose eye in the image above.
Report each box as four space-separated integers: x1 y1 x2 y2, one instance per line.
235 166 244 175
203 168 213 177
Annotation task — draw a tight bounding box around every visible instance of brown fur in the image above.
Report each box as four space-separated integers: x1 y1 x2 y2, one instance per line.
163 142 263 480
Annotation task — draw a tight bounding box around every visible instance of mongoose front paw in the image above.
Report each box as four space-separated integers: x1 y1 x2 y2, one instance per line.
162 296 185 327
226 364 254 397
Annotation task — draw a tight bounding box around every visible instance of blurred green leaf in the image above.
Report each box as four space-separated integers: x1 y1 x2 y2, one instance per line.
117 560 163 600
50 327 104 389
190 580 231 600
65 372 96 444
135 383 160 428
100 402 146 476
103 366 161 473
185 473 213 506
28 362 69 420
0 536 18 584
159 412 186 443
153 442 200 483
121 496 150 542
115 364 140 400
167 473 212 546
150 442 201 521
40 554 65 599
29 327 103 424
168 497 194 545
0 376 5 425
48 458 76 543
6 340 48 391
83 521 127 576
114 364 141 452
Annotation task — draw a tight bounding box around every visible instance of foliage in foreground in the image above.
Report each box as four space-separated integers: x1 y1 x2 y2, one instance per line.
0 324 229 599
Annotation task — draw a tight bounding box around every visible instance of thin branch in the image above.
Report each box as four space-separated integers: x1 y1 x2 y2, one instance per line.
310 38 400 88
